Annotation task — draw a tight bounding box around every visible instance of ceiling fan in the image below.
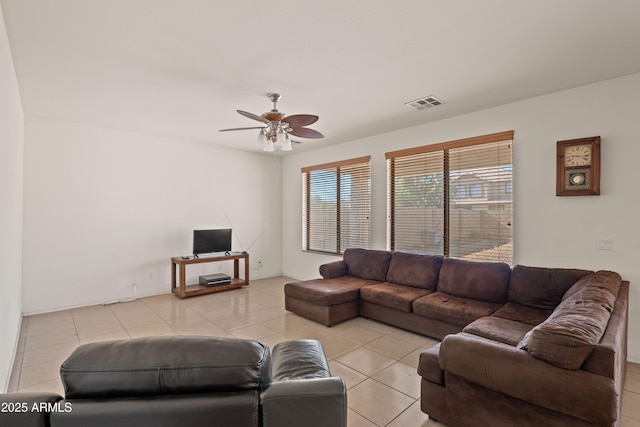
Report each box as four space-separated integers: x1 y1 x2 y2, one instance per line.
220 93 323 152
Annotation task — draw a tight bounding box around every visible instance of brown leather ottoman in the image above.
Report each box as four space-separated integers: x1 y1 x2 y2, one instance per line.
284 276 380 326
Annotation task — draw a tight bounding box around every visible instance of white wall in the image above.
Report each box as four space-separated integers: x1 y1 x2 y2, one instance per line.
0 4 24 391
282 72 640 361
22 117 283 313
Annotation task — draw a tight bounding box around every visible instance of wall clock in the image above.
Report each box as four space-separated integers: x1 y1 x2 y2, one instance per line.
556 136 600 196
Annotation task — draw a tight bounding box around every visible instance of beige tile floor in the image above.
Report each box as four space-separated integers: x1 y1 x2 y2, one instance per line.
7 276 640 427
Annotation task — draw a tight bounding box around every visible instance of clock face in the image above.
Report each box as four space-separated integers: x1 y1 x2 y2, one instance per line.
564 144 592 167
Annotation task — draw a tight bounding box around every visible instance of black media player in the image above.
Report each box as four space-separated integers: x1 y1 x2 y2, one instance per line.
199 273 232 287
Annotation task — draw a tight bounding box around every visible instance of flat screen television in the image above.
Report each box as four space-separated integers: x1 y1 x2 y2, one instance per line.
193 229 232 255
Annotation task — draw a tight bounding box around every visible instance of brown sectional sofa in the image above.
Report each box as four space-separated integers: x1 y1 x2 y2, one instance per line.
284 248 629 427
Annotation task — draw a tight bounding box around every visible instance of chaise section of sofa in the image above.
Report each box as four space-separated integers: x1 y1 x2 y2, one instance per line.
284 248 391 326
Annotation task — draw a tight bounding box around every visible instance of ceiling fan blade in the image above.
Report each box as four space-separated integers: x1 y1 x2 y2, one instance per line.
283 114 318 128
288 127 324 139
237 110 270 124
219 126 265 132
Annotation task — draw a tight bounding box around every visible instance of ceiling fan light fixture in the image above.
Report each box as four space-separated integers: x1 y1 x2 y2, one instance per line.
282 135 292 151
276 129 286 146
257 130 267 147
263 139 275 152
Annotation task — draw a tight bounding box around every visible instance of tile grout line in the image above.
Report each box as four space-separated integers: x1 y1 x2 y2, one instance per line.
107 303 133 339
384 401 417 427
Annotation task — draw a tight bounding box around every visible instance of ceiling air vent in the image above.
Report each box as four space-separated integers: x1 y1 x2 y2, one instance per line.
405 95 444 110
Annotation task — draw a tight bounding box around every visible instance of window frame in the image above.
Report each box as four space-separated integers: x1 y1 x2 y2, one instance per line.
386 131 514 263
301 156 371 255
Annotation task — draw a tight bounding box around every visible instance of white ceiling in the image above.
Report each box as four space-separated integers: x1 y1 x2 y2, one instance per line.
3 0 640 154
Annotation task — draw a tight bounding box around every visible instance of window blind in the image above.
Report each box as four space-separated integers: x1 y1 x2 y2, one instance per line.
302 156 371 254
387 131 513 263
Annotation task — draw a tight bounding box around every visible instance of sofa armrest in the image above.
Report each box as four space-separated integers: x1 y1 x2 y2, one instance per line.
261 377 347 427
440 332 617 426
319 260 348 279
262 339 347 427
270 339 330 380
0 392 63 427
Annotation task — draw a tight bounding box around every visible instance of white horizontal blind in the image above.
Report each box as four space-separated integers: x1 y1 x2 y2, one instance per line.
388 151 445 255
448 140 513 262
339 161 371 252
387 131 513 263
305 166 338 253
302 156 371 254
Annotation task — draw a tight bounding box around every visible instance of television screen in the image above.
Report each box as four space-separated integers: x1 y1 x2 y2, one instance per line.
193 229 232 255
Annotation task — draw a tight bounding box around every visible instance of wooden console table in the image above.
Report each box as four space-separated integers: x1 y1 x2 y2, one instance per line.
171 252 249 298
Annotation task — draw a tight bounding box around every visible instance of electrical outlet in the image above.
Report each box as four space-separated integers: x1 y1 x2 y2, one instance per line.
597 238 614 251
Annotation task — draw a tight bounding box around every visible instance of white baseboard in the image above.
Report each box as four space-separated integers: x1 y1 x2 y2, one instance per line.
3 313 23 393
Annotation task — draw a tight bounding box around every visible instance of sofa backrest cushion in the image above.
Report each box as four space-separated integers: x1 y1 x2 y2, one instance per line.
386 252 444 290
61 336 272 399
508 265 593 310
437 258 511 304
562 270 621 305
519 271 622 370
343 248 391 282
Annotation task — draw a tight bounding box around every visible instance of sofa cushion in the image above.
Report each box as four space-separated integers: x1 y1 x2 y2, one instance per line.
360 283 432 313
61 336 271 399
519 271 622 369
436 258 510 304
492 302 553 326
463 317 534 346
385 252 444 290
285 276 379 306
508 265 593 310
562 270 621 306
413 292 502 327
343 248 391 282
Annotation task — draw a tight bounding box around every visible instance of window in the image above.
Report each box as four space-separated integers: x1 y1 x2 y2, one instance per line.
302 156 371 254
469 183 484 198
386 131 513 263
453 183 484 199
